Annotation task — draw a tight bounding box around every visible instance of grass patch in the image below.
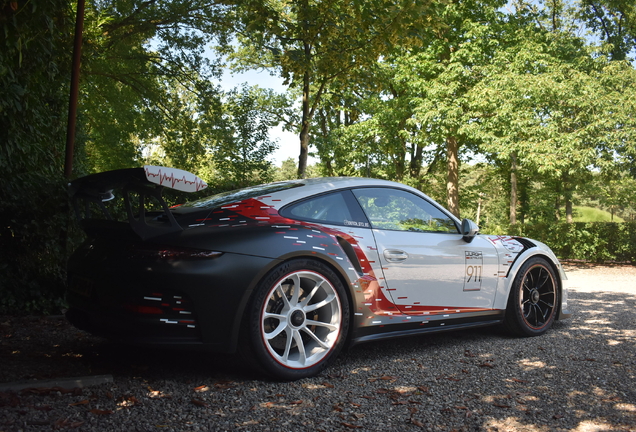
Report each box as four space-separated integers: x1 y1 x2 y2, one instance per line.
573 206 624 222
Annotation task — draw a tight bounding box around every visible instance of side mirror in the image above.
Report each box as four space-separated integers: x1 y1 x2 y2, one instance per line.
461 219 479 243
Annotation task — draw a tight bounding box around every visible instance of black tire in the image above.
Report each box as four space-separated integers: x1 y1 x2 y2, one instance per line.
243 259 350 380
504 257 559 337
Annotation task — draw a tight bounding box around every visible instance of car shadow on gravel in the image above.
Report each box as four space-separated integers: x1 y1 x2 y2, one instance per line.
2 287 635 431
2 287 634 385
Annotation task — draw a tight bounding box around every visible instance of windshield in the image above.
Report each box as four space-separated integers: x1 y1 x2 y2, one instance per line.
180 181 303 210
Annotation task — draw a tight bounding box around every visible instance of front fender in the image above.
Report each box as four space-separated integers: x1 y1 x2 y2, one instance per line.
493 238 571 320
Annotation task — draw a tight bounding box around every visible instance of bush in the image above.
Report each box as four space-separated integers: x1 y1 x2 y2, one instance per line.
487 222 636 263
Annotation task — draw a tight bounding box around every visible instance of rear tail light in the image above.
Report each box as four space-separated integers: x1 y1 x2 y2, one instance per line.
126 244 222 260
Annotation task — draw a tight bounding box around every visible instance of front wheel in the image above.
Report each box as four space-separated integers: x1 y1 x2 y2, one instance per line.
244 259 349 380
504 257 559 337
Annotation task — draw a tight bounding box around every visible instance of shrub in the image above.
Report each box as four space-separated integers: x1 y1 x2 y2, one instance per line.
488 222 636 263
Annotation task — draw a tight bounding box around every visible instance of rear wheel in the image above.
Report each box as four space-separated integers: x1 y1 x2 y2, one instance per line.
504 257 559 337
244 259 349 380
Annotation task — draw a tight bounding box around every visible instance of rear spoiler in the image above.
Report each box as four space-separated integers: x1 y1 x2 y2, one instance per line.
69 166 207 240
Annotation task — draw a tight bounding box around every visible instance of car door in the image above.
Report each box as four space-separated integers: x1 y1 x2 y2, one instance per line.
351 187 499 315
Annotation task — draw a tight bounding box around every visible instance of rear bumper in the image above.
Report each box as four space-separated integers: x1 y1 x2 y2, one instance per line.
67 249 278 352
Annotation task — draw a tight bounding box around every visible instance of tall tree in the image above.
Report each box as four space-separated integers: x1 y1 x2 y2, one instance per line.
224 0 436 178
578 0 636 60
469 28 636 222
79 0 232 174
392 0 509 217
0 0 74 312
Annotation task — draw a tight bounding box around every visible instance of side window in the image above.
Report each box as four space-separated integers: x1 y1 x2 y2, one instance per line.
283 191 358 226
352 188 458 233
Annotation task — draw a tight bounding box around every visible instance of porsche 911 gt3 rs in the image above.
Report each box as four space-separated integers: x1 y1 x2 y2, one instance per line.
66 166 571 380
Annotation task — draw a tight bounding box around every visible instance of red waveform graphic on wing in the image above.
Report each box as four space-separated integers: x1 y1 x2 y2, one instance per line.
144 166 208 193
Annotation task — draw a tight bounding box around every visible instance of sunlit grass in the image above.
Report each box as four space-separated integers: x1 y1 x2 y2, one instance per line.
573 206 624 222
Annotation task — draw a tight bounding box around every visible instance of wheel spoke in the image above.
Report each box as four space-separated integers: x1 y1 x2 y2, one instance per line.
304 292 337 313
263 319 287 340
292 329 306 364
301 326 330 350
281 328 294 362
299 279 323 308
275 285 292 309
288 273 302 306
305 319 338 332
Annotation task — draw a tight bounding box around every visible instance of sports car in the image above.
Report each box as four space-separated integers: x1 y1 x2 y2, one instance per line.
66 166 571 380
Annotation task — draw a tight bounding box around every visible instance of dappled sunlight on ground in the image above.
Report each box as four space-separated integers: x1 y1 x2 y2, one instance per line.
1 264 635 431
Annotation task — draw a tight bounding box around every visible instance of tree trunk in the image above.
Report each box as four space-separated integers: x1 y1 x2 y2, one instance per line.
554 181 561 221
446 135 460 218
409 144 423 178
563 172 573 223
297 68 311 179
510 152 518 225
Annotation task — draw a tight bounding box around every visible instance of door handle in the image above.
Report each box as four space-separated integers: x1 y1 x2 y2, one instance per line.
383 249 408 262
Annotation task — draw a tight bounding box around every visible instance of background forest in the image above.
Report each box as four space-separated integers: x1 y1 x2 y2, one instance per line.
1 0 636 313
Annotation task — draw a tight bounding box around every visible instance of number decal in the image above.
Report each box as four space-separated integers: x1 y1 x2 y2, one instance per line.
464 251 483 291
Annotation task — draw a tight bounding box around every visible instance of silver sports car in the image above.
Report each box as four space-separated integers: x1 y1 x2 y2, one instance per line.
66 166 571 380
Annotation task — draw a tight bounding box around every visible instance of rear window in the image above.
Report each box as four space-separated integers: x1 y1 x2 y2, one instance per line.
180 181 302 210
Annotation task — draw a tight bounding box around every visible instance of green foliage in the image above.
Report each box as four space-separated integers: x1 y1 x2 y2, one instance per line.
79 0 231 173
578 0 636 60
211 85 279 188
501 222 636 263
0 0 76 313
3 0 636 314
225 0 439 177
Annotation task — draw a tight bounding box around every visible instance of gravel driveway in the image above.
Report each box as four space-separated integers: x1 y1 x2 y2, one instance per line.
1 263 635 431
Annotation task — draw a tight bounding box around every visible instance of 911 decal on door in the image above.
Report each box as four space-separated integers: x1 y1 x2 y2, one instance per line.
464 251 483 291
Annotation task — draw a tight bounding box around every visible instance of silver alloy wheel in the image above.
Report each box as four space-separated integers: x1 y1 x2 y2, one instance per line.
260 270 342 369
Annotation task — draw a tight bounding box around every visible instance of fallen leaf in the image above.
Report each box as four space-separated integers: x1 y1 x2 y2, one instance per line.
411 418 424 427
341 422 362 429
191 398 209 407
69 399 89 406
511 378 528 383
214 380 235 389
493 403 511 408
90 409 114 415
322 382 335 388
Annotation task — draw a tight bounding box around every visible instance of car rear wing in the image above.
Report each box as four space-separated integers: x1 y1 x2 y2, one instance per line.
68 166 207 240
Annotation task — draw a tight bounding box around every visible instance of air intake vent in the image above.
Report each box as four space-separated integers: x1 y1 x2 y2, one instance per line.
514 237 536 250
